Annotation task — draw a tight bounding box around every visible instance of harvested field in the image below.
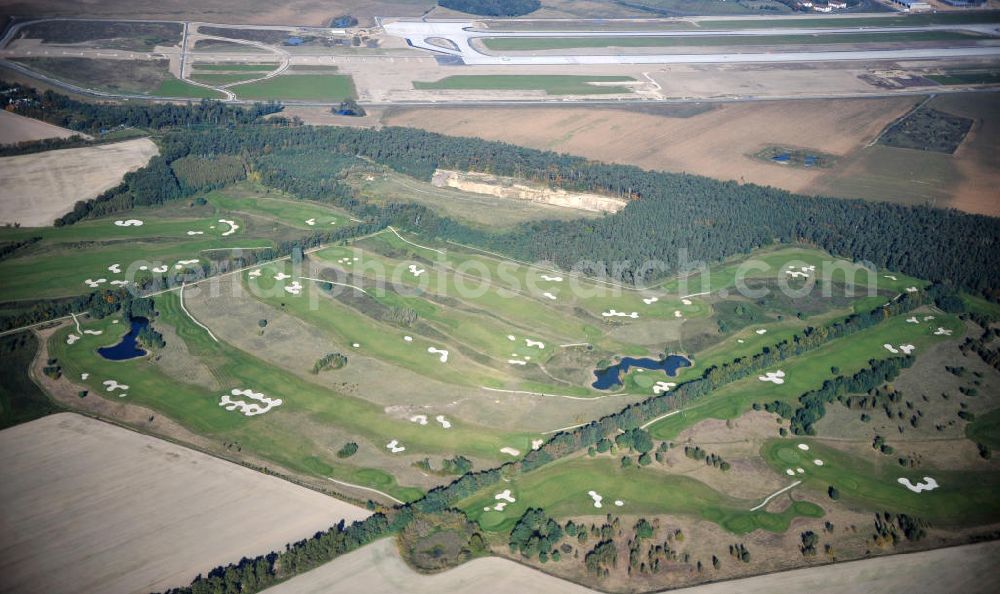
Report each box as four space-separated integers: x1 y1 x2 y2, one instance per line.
381 97 915 197
0 413 369 594
0 138 158 226
0 110 84 145
263 536 1000 594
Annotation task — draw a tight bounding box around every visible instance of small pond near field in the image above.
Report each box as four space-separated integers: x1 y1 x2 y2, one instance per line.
592 355 692 390
97 317 149 361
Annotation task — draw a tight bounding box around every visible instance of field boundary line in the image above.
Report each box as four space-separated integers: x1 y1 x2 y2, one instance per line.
481 386 629 401
387 226 445 255
179 283 219 342
750 481 802 512
640 409 681 429
326 477 403 504
298 276 370 295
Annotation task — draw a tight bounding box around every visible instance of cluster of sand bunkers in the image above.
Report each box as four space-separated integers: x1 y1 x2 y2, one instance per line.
653 381 676 394
485 489 517 512
218 388 282 416
785 264 816 279
407 264 425 277
783 444 824 476
506 335 544 366
759 370 786 385
304 218 336 226
408 414 452 429
218 219 239 236
386 439 405 453
588 490 624 509
603 309 638 318
883 343 916 354
83 257 203 288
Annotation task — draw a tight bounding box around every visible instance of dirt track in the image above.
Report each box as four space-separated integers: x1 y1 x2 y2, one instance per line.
0 413 370 594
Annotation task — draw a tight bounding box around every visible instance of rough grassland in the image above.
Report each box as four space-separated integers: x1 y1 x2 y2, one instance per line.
414 75 636 96
0 109 82 145
263 537 1000 594
0 138 158 227
0 413 369 594
230 74 357 101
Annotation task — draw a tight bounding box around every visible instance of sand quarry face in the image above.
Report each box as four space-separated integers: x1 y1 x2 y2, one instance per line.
0 413 369 594
0 138 158 227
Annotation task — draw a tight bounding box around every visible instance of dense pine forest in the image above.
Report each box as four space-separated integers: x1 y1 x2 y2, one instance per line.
70 118 999 298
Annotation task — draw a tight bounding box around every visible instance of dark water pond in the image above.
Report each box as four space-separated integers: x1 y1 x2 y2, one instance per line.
97 317 149 361
592 355 692 390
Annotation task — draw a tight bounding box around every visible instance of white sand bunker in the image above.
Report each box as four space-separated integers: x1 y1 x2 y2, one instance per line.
283 281 303 295
758 370 786 385
905 286 918 293
603 309 638 319
923 316 935 321
756 329 768 335
80 373 89 380
934 327 953 336
899 344 915 354
674 310 683 318
588 490 604 508
186 230 204 236
796 467 805 474
427 347 449 363
174 259 199 270
386 440 405 453
785 469 795 476
103 380 129 392
84 278 107 288
507 335 516 341
906 316 919 324
107 264 121 274
525 339 545 349
305 218 316 226
66 334 80 345
614 500 624 507
541 275 563 282
435 415 451 429
403 336 413 343
352 342 360 348
110 280 128 286
407 264 425 277
139 266 148 271
495 489 516 504
797 443 810 451
114 219 143 227
508 359 526 366
218 219 239 236
82 330 102 335
653 381 676 394
274 272 291 281
737 339 745 344
542 292 557 300
883 344 899 354
884 275 897 281
248 269 262 278
219 388 282 416
152 265 168 273
410 414 428 425
531 439 544 450
898 476 938 493
500 447 520 456
813 459 824 466
643 297 659 305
